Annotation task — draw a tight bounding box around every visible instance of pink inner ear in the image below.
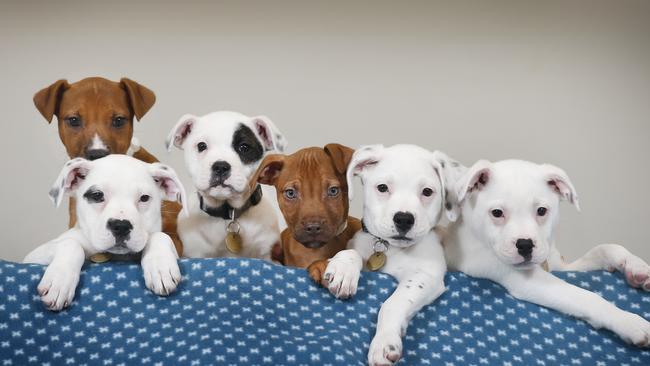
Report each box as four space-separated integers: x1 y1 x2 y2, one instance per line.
254 120 273 149
175 122 193 145
65 167 86 190
548 179 569 200
470 171 489 192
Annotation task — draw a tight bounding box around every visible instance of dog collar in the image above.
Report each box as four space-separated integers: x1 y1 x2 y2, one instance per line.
198 184 263 220
361 219 389 271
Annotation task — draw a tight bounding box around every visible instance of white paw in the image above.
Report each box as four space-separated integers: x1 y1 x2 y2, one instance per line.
141 253 181 296
611 312 650 347
621 255 650 291
368 331 403 366
323 255 361 299
37 264 79 311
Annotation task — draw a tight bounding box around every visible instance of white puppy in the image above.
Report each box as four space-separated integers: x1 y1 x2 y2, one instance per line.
167 111 286 259
444 159 650 346
323 144 453 366
24 155 187 311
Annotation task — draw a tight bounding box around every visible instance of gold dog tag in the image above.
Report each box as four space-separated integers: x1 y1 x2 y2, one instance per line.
225 232 243 254
367 252 387 271
90 253 112 263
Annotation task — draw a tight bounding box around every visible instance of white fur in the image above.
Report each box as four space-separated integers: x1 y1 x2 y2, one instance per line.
324 144 451 366
444 159 650 347
24 155 187 311
167 111 286 259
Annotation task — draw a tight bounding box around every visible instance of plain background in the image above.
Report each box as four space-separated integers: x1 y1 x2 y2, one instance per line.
1 0 648 262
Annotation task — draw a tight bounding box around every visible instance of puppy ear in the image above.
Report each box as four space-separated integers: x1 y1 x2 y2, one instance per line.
149 163 189 216
249 154 285 192
324 143 355 178
251 116 287 152
166 114 197 151
456 160 492 204
49 158 92 207
432 151 466 222
120 78 156 121
346 144 383 200
33 79 69 123
540 164 580 211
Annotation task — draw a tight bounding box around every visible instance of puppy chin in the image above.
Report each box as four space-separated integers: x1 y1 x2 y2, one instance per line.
293 231 334 249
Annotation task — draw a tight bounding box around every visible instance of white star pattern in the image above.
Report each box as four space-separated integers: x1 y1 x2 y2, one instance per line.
0 259 649 365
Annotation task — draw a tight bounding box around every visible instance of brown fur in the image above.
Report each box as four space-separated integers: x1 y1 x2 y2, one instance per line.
252 144 361 283
33 77 183 255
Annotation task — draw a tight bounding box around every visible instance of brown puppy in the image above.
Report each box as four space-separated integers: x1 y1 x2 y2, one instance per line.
252 144 361 282
33 77 183 255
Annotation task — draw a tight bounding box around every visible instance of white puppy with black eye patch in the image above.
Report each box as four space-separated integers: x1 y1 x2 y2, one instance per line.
166 111 287 259
24 155 187 311
443 159 650 347
323 144 454 366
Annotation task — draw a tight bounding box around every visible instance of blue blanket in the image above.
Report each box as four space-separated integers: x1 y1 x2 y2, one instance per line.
0 258 648 365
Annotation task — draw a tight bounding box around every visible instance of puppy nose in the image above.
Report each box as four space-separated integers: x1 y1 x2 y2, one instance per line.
515 238 535 258
107 219 133 238
304 222 322 235
86 149 109 161
393 211 415 233
211 161 231 177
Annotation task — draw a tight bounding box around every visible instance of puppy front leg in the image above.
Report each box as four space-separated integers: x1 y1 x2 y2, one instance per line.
368 270 446 366
141 232 182 296
34 239 85 311
550 244 650 290
501 268 650 347
323 249 364 299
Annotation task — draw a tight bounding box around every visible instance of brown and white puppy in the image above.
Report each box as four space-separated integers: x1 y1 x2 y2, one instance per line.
33 77 183 255
251 144 361 282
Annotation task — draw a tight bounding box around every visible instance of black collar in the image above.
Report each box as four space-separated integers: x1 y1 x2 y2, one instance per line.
361 219 390 247
198 185 263 220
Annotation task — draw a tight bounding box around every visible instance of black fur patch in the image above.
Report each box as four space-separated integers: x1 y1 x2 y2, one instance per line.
232 124 264 164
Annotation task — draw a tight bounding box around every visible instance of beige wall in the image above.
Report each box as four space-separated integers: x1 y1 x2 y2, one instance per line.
1 0 649 262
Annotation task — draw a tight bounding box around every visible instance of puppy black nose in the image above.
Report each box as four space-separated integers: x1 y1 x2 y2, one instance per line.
393 211 415 233
304 223 322 235
86 149 109 161
516 238 535 258
211 161 231 177
107 219 133 238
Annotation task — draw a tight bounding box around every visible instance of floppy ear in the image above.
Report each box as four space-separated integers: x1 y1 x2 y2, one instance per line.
33 79 70 123
346 144 383 200
166 114 197 151
49 158 92 207
540 164 580 211
250 116 287 152
431 151 466 222
149 163 189 216
120 78 156 121
248 154 285 193
456 160 492 204
324 143 354 178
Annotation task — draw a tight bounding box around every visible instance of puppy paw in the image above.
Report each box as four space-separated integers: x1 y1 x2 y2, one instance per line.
307 259 329 285
622 255 650 291
368 332 403 366
611 312 650 347
141 253 181 296
323 255 361 299
37 264 79 311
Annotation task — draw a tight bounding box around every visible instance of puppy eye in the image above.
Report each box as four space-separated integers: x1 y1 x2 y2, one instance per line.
83 190 104 203
197 142 208 152
377 184 389 193
537 207 547 217
65 116 82 128
112 116 127 128
238 143 250 153
140 195 150 203
422 188 434 197
284 188 297 200
491 209 504 218
327 186 340 197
